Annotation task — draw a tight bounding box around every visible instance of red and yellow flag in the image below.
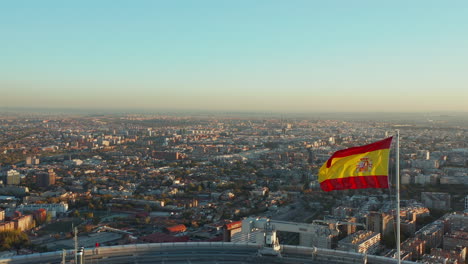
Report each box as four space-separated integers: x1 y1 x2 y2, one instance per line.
318 137 393 192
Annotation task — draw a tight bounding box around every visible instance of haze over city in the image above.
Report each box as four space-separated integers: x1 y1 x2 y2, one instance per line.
2 1 468 112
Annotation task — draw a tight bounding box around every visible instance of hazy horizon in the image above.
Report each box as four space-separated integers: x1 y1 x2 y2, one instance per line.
2 106 468 117
2 1 468 112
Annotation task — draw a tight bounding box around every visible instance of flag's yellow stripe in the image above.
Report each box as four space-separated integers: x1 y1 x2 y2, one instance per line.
318 149 390 182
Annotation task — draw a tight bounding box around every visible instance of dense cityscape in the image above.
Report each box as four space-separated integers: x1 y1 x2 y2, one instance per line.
0 111 466 263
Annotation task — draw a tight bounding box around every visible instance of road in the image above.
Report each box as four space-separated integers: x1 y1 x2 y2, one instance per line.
45 233 122 251
267 198 318 223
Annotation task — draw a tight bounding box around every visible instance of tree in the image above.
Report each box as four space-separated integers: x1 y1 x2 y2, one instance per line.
71 210 80 218
47 197 60 204
84 212 94 219
93 216 102 225
0 230 30 253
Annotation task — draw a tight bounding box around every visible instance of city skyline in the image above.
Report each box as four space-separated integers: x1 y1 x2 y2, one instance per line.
0 111 466 262
2 1 468 112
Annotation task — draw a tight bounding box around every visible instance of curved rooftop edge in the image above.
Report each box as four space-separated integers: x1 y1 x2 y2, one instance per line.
0 242 417 264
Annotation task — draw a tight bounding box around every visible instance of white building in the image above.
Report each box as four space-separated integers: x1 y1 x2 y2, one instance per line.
411 160 439 170
440 176 468 185
63 159 83 166
337 230 381 254
415 174 431 185
239 217 338 249
401 174 411 185
17 202 68 218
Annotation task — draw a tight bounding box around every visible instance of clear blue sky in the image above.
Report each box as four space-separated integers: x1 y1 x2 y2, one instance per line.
1 1 467 112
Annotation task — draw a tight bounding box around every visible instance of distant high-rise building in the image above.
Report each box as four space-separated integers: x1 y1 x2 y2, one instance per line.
48 169 56 185
36 169 56 187
366 212 394 236
26 156 40 165
6 170 21 185
366 212 381 233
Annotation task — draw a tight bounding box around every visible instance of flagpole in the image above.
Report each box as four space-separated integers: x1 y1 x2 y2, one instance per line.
395 130 401 264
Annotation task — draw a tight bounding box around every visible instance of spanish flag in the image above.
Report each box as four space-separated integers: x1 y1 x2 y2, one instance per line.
318 137 393 192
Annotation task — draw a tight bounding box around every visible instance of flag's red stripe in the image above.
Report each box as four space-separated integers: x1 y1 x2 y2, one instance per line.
326 137 393 168
320 175 389 192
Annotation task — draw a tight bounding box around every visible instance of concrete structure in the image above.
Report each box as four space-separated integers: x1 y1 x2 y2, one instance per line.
153 151 185 161
0 186 29 196
223 221 242 242
0 242 419 264
13 214 34 231
32 208 47 224
400 219 416 237
17 202 68 218
401 174 411 185
411 160 439 170
6 170 20 185
366 212 394 236
421 192 451 210
444 212 468 232
332 206 355 218
415 221 444 250
45 232 124 251
401 238 425 261
25 156 40 166
0 210 34 232
239 217 338 249
406 206 429 220
337 230 381 254
440 176 468 185
427 247 467 264
0 221 15 232
36 170 56 187
443 231 468 250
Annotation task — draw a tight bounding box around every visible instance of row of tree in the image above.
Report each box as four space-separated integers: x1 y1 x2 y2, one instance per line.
0 230 30 253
